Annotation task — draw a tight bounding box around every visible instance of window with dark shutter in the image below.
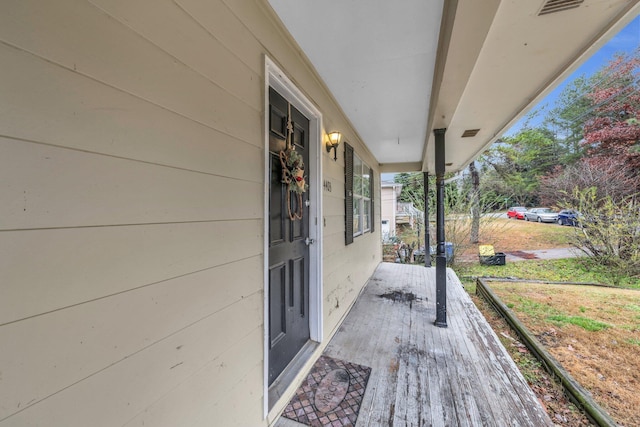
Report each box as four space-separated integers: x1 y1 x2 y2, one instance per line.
344 142 354 245
370 167 375 232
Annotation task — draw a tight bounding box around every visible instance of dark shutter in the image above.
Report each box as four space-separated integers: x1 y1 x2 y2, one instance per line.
344 142 354 245
369 167 375 232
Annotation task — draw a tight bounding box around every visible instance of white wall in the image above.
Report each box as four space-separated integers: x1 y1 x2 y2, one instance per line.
381 184 401 238
0 1 380 426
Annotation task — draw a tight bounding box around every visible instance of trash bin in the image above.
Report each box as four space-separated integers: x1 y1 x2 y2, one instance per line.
479 244 506 266
429 243 454 262
480 253 506 266
445 242 454 262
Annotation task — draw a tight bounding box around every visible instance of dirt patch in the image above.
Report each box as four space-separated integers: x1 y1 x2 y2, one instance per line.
487 282 640 427
506 250 539 259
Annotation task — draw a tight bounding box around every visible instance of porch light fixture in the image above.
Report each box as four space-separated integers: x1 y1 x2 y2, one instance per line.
326 131 342 161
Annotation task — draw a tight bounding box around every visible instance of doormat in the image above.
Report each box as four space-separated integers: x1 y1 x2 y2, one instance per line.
282 355 371 427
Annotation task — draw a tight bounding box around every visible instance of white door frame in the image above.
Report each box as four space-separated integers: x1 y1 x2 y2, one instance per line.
263 56 323 417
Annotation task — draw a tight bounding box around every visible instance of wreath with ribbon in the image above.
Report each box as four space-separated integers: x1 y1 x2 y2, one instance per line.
279 106 307 220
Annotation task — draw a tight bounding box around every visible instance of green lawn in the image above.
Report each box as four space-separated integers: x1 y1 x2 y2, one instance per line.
455 258 640 291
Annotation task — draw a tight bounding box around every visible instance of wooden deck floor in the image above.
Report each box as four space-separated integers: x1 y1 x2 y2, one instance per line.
276 263 553 426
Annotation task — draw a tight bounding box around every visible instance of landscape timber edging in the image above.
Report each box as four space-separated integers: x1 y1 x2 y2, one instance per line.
476 278 618 427
462 276 620 289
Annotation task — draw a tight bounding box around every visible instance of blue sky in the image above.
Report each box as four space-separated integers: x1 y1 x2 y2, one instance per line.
504 14 640 136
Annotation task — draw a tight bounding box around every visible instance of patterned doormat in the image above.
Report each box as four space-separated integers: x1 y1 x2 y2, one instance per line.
282 355 372 427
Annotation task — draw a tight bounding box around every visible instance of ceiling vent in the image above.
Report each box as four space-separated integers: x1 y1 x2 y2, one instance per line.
461 129 480 138
538 0 583 16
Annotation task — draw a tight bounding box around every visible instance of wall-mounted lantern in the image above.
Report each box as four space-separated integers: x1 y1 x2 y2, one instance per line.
326 131 342 161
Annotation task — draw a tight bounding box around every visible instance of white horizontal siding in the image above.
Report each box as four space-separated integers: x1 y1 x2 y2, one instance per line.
0 0 382 425
175 0 267 75
121 329 263 427
89 0 262 107
320 155 379 341
191 363 265 427
2 294 262 426
0 0 262 144
0 137 262 230
0 220 262 325
0 257 261 420
0 43 262 179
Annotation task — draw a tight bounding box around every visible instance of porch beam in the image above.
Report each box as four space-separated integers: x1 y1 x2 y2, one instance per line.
379 162 423 173
423 172 431 268
434 128 447 328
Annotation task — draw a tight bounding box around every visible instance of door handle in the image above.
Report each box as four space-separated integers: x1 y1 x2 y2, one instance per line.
304 237 315 246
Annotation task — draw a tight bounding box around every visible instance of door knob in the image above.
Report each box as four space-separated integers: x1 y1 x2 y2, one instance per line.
304 237 315 246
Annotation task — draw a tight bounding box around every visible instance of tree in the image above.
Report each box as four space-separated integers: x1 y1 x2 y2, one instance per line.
538 156 639 207
485 128 561 205
395 172 427 211
567 188 640 279
392 170 506 265
468 161 480 243
582 51 640 173
543 75 594 164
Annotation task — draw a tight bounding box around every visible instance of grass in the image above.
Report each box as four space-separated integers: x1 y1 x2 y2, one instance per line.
547 315 611 331
455 257 640 289
501 294 612 332
481 281 640 426
510 346 544 383
454 218 640 425
516 296 558 318
454 217 640 288
474 217 574 252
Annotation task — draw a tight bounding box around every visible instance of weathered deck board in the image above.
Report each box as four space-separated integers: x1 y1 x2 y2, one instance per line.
276 263 553 426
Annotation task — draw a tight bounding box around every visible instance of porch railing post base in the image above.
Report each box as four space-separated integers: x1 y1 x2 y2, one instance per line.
434 255 448 327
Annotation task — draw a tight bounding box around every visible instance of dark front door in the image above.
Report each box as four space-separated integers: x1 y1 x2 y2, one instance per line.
268 87 311 385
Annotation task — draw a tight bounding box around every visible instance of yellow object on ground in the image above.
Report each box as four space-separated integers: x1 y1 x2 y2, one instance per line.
478 245 495 256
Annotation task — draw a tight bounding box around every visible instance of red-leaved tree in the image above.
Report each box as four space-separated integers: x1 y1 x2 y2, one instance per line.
583 50 640 172
539 155 638 206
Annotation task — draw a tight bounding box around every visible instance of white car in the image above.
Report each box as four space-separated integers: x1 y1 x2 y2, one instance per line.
524 207 558 223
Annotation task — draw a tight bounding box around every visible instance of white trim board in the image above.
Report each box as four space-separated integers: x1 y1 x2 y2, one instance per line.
263 56 324 418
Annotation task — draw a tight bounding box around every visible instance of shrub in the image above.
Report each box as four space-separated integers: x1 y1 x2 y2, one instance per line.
568 187 640 277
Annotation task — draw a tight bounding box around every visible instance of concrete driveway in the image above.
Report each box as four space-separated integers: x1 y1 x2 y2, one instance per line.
505 247 584 262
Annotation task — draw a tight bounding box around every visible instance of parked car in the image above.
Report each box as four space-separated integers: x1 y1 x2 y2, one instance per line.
557 209 580 226
507 206 527 220
524 207 558 223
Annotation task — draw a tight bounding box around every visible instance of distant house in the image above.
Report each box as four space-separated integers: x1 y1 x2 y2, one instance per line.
381 181 424 241
381 181 402 240
396 202 425 233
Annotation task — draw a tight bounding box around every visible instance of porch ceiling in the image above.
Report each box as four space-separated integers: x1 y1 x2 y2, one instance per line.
268 0 640 174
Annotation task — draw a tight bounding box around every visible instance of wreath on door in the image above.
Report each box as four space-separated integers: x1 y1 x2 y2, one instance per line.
279 106 307 220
